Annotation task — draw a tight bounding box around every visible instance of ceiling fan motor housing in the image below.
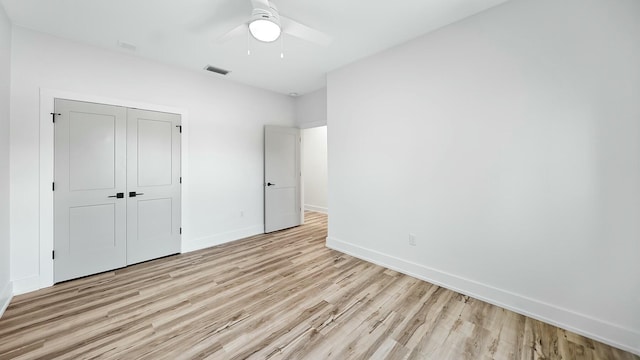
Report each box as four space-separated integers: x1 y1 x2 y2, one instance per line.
251 3 280 25
243 0 330 46
249 0 282 42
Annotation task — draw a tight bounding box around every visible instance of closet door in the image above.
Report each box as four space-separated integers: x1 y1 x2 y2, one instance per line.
126 108 182 265
54 99 127 282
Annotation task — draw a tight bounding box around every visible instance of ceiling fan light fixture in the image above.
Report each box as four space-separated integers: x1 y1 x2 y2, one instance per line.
249 18 281 42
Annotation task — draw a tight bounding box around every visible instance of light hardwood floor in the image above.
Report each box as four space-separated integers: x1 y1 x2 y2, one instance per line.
0 212 637 359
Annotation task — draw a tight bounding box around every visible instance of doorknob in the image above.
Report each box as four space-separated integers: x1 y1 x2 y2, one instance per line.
108 193 124 198
129 192 145 197
267 182 275 186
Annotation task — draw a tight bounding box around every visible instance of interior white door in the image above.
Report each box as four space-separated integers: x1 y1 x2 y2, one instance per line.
264 126 301 233
54 99 127 282
126 108 181 265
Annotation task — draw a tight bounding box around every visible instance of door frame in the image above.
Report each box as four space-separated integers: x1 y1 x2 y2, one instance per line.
38 88 188 289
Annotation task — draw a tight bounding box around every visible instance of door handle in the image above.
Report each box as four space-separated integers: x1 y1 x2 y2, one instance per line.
129 192 145 197
108 193 124 198
267 182 275 186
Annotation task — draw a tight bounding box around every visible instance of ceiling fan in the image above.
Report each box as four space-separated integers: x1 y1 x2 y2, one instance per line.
214 0 331 47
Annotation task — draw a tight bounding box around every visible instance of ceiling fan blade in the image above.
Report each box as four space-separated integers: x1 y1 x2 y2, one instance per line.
215 23 249 43
280 16 331 47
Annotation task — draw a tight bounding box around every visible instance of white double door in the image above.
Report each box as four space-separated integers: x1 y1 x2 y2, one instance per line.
54 99 181 283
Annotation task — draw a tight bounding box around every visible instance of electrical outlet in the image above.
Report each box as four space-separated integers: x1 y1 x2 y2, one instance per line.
409 233 417 246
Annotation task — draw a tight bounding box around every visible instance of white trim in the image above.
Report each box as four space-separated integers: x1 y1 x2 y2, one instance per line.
11 275 40 295
39 88 189 291
182 224 264 253
0 281 12 318
326 236 640 356
297 120 326 129
304 204 328 214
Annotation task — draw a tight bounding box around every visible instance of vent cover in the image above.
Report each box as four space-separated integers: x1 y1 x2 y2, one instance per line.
117 41 137 51
204 65 230 75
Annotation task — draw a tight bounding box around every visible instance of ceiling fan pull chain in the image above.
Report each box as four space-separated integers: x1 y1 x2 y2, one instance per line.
280 34 284 59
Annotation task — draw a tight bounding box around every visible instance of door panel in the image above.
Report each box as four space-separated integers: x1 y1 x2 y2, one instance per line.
137 119 173 187
270 133 297 186
69 204 116 253
69 112 117 191
54 99 127 283
132 198 174 260
264 126 301 233
127 108 181 265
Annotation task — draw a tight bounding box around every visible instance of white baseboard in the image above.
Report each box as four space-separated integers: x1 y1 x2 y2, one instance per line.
326 236 640 356
182 224 264 253
304 205 328 214
12 275 42 296
0 281 13 318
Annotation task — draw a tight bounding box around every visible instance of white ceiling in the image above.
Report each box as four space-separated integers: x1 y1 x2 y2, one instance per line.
0 0 509 95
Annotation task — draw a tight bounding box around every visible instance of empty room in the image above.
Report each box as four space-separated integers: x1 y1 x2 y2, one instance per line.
0 0 638 359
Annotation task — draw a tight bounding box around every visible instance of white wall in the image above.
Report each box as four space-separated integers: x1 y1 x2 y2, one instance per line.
327 0 640 354
295 88 326 128
302 126 327 213
10 27 295 293
0 4 12 316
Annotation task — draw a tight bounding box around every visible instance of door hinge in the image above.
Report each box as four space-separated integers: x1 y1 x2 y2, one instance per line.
52 250 55 260
51 113 60 123
52 182 55 191
179 227 182 234
176 125 182 133
179 177 182 184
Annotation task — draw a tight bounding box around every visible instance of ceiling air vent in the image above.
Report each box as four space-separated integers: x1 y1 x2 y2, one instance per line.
204 65 230 75
117 40 137 52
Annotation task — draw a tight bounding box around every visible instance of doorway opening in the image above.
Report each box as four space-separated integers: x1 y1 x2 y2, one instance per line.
301 125 328 222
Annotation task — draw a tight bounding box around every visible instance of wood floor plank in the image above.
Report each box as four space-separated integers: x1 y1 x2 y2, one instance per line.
0 212 637 359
